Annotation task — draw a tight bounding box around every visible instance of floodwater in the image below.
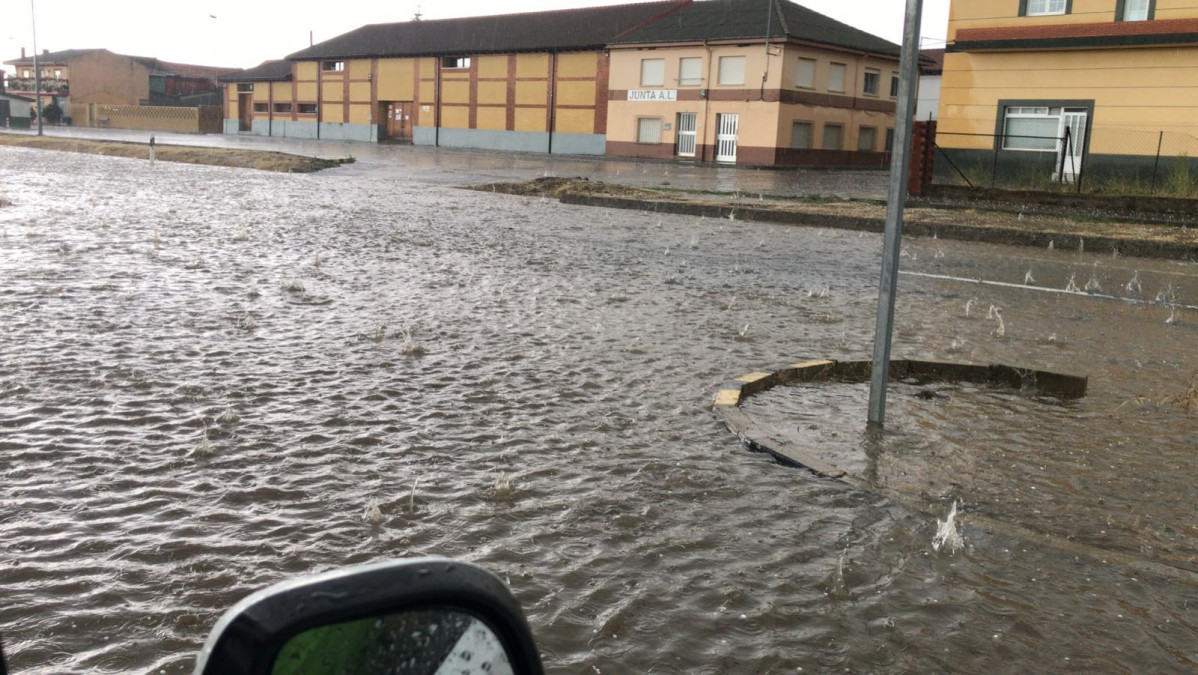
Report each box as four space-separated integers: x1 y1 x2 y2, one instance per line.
1 146 1196 673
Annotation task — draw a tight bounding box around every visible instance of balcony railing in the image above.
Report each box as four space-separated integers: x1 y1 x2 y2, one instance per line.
5 77 69 93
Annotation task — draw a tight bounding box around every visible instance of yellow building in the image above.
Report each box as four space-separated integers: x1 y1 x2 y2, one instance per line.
940 0 1198 181
220 2 685 153
606 0 903 166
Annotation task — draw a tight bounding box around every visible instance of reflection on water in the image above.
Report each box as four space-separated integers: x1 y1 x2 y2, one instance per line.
0 146 1196 673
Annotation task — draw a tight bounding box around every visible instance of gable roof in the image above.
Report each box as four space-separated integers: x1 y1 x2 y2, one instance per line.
5 48 104 66
919 48 944 75
611 0 901 58
217 60 293 83
286 1 689 61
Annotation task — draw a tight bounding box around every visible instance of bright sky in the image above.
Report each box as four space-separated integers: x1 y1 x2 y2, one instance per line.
4 0 951 71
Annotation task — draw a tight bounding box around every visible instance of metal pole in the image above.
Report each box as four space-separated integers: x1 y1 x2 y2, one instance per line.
992 135 999 186
31 0 42 136
867 0 923 427
1151 131 1163 193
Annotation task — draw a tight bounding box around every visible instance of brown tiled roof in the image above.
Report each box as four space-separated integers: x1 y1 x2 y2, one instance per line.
919 48 944 75
611 0 901 58
156 61 240 80
217 60 293 83
286 1 689 60
5 48 103 66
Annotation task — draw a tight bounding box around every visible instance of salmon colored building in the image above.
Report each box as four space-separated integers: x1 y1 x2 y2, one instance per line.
605 0 904 166
939 0 1198 180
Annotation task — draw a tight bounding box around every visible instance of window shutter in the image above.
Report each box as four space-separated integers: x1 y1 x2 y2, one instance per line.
1018 0 1029 16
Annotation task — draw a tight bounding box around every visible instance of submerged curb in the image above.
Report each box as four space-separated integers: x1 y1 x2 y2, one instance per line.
556 192 1198 261
713 359 1198 587
713 359 1086 479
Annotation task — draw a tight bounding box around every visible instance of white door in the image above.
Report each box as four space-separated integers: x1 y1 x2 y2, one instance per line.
716 113 739 163
676 112 697 157
1057 109 1087 181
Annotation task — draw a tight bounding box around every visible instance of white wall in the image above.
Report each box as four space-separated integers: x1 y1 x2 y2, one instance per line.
916 74 941 122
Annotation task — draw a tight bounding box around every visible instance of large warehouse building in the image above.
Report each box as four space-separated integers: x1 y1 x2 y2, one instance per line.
219 0 905 166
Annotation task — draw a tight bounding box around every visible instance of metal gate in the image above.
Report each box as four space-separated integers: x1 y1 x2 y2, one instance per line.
1057 109 1087 182
716 113 739 163
676 112 697 157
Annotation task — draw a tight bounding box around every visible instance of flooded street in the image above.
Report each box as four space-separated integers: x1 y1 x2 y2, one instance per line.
1 146 1195 673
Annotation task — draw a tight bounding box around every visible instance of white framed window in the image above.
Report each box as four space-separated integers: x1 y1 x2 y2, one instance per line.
441 57 471 69
828 63 846 93
640 59 665 87
890 74 900 98
1122 0 1151 21
679 57 702 86
1002 106 1060 151
796 58 816 89
1027 0 1067 16
791 121 813 149
863 69 880 96
637 117 662 144
322 61 344 72
717 56 745 86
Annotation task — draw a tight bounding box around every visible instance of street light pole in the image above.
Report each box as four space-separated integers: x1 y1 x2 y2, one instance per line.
30 0 42 136
867 0 924 426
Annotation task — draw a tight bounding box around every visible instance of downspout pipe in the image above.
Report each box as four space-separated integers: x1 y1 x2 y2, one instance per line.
548 52 557 155
702 40 713 162
435 59 441 147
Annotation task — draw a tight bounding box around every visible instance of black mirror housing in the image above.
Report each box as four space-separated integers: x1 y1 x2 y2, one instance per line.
193 557 543 675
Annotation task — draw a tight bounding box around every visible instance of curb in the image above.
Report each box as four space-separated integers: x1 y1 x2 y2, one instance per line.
556 192 1198 261
713 359 1198 587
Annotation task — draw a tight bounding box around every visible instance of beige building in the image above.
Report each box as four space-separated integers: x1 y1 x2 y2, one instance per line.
220 2 683 152
605 0 903 166
939 0 1198 181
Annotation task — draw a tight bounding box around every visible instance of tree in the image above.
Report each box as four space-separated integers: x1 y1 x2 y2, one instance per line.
42 101 63 125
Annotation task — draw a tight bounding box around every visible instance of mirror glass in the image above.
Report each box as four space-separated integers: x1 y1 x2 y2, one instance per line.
270 608 515 675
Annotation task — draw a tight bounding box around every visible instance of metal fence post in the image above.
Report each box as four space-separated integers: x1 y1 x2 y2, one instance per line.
867 0 923 427
1152 131 1164 193
1058 126 1071 184
992 135 999 187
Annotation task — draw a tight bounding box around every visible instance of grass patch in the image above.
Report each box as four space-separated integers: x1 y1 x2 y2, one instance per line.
0 133 346 173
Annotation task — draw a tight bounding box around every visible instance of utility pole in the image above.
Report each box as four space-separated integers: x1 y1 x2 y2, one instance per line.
867 0 924 426
30 0 42 135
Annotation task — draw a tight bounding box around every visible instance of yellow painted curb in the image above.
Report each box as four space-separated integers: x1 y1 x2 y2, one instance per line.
791 359 834 369
713 389 741 407
735 372 771 383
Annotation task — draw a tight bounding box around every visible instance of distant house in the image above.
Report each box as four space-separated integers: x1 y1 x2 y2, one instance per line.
916 49 943 122
3 48 236 124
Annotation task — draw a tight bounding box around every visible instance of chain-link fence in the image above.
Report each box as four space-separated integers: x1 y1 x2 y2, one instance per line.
931 124 1198 197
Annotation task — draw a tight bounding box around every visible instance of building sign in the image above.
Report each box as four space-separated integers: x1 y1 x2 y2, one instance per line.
627 90 677 102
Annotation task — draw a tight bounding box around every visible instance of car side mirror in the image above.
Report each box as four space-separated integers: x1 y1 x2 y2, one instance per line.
193 557 543 675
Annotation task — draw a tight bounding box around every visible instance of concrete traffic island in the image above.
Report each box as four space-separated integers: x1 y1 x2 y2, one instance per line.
472 177 1198 261
0 133 351 173
713 359 1198 586
714 358 1087 478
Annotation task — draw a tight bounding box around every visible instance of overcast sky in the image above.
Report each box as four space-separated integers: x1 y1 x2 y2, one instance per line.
4 0 950 71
